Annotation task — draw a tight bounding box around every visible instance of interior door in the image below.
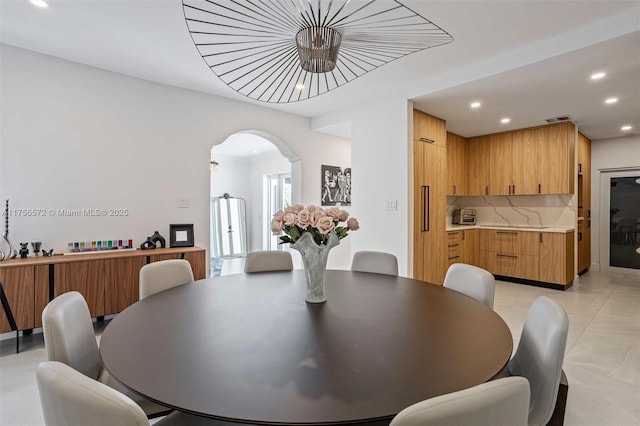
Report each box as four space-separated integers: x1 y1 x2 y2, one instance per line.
599 169 640 275
266 173 292 251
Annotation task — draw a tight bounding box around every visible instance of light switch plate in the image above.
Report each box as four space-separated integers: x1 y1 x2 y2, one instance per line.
178 198 190 208
385 200 397 211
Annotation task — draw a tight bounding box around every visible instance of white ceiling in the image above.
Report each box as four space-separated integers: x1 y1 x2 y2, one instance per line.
1 0 639 141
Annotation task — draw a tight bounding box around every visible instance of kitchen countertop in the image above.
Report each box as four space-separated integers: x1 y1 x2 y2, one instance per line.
446 224 575 233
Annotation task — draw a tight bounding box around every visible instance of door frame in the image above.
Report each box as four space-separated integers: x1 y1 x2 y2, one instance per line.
598 167 640 276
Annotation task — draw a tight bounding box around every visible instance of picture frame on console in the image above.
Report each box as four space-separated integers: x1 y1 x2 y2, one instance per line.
169 224 194 248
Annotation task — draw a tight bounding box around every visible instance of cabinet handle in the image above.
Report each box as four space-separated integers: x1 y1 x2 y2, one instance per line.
538 183 541 194
420 137 435 144
453 185 456 195
485 186 489 195
578 163 582 173
496 231 518 235
579 232 583 241
421 185 429 232
512 184 516 194
587 219 591 228
539 233 543 243
448 256 460 260
462 231 465 240
497 254 518 259
448 244 460 248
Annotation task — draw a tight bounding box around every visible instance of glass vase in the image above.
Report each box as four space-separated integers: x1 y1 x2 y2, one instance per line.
290 231 340 303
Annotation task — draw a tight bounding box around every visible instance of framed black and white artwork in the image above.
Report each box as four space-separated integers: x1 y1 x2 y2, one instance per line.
321 165 351 206
169 224 194 247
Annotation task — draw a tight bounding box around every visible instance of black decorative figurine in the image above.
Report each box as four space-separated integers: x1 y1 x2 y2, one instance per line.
42 249 54 257
140 237 156 250
140 231 166 250
19 243 29 259
150 231 166 248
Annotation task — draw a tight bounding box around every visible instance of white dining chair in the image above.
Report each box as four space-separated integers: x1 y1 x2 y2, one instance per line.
443 263 495 308
244 250 293 273
390 376 530 426
139 259 194 300
41 291 171 418
503 296 569 426
36 361 220 426
351 251 399 276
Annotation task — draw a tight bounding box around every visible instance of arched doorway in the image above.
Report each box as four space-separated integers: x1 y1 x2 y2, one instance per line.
210 131 300 275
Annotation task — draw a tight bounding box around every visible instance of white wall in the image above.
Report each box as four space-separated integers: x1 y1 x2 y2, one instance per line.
590 135 640 271
348 97 411 275
0 45 351 270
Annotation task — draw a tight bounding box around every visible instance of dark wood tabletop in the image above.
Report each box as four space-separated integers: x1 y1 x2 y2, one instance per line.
100 270 512 425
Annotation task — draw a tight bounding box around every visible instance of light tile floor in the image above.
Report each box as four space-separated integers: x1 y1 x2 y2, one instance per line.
1 270 638 426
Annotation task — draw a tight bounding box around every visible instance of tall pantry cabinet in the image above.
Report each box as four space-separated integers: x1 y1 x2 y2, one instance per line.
577 132 592 274
413 110 447 284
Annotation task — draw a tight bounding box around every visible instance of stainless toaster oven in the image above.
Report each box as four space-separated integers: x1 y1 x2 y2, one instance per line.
452 209 476 225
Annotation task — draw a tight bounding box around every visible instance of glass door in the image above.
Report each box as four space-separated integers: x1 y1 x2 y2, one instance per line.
265 173 292 250
211 196 248 259
599 169 640 274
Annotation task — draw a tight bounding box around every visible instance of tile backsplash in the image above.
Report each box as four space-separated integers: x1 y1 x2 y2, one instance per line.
447 195 576 228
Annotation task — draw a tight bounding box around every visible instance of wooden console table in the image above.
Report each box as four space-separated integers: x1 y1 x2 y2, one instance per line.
0 247 206 343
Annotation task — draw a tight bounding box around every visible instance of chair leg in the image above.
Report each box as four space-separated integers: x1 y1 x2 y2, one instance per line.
547 370 568 426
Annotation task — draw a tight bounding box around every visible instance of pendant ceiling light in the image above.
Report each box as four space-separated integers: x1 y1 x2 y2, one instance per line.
182 0 453 103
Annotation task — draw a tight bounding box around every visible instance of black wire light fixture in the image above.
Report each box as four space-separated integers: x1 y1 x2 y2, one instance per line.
182 0 453 103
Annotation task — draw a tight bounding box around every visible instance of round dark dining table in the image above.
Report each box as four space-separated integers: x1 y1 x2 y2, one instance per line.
100 270 512 425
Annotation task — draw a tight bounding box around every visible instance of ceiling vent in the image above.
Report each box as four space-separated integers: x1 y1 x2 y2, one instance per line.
545 115 572 123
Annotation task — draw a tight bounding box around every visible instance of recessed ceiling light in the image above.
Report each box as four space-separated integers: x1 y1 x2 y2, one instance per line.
252 150 259 153
605 97 618 104
501 118 511 124
29 0 48 8
590 72 606 80
295 83 304 90
621 125 632 131
470 101 481 109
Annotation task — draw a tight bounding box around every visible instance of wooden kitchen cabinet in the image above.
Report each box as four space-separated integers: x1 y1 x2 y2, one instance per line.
489 132 514 195
446 132 468 195
467 136 491 196
467 122 575 196
538 122 575 194
414 110 447 284
479 229 574 287
539 231 574 285
446 229 477 267
512 128 539 194
577 131 591 274
479 229 540 280
414 109 446 148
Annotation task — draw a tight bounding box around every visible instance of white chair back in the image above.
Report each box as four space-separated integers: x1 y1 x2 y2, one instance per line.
390 376 530 426
244 251 293 273
42 291 103 380
351 251 399 276
443 263 495 308
139 259 194 300
36 361 150 426
509 296 569 426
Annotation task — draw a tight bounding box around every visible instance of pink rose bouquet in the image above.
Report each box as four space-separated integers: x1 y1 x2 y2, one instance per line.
271 204 359 245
